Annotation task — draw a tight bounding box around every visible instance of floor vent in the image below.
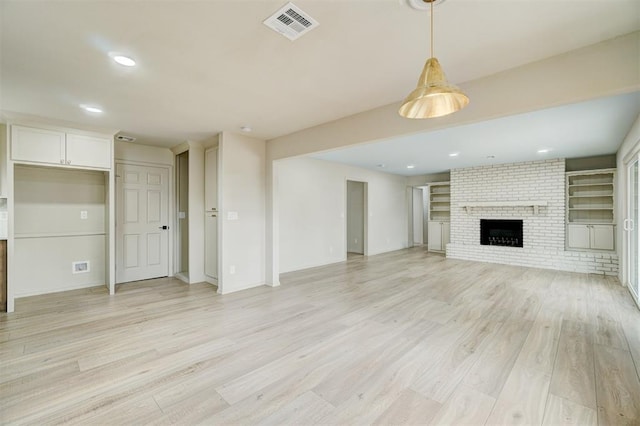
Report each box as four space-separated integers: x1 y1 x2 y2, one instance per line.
264 2 319 41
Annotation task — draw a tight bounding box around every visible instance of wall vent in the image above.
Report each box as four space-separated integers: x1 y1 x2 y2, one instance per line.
72 261 90 274
263 2 319 41
116 134 136 142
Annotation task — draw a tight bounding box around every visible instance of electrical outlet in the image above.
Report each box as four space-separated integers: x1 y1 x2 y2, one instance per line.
229 265 236 274
354 238 358 244
80 210 88 219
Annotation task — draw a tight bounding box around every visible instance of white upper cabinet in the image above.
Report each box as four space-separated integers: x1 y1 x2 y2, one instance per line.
11 126 65 165
11 125 112 170
205 148 218 211
65 133 112 169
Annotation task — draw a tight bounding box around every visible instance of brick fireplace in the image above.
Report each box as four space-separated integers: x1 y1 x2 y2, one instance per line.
446 159 618 275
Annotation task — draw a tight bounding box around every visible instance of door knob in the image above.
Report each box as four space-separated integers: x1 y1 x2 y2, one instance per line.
159 225 169 230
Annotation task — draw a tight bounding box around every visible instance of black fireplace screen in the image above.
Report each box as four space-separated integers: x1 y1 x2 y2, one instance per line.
480 219 523 247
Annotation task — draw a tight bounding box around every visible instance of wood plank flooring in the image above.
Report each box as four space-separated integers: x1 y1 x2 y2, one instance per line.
1 247 639 425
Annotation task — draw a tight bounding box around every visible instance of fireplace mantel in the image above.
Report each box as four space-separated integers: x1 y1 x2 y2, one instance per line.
457 200 548 215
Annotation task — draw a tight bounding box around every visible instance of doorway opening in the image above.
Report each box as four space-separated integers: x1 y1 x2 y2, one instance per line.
176 151 189 281
408 186 427 247
346 180 368 257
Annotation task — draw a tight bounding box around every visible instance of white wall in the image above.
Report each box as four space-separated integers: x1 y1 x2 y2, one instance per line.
14 235 105 297
616 114 640 284
218 132 266 293
13 166 108 296
278 157 408 273
115 141 174 165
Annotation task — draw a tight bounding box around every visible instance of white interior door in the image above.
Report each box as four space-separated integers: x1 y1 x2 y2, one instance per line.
116 164 170 283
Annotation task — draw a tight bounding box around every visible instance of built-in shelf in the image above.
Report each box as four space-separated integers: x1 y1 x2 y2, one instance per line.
568 183 613 187
428 182 451 252
429 182 451 222
566 169 615 251
458 200 548 215
568 207 614 210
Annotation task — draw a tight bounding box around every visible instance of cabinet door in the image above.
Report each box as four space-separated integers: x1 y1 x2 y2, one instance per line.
205 214 218 278
442 222 450 248
590 224 614 251
204 148 218 211
567 224 591 249
428 221 443 251
11 126 65 165
65 133 112 169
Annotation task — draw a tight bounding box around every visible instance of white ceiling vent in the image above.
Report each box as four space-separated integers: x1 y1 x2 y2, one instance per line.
116 134 136 142
263 2 319 41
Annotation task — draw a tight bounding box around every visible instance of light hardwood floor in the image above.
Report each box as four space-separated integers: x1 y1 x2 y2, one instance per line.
1 248 639 425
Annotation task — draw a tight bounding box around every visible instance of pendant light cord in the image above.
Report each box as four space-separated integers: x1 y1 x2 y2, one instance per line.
430 0 434 58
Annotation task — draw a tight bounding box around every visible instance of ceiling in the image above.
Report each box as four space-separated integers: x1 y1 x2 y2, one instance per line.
312 92 640 176
1 0 639 149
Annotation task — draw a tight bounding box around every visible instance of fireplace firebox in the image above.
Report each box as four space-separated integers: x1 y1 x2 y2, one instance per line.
480 219 523 247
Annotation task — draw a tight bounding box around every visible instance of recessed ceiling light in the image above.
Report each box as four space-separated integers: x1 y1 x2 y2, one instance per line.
113 55 136 67
407 164 416 169
537 148 550 154
449 152 459 157
81 105 103 113
240 125 252 132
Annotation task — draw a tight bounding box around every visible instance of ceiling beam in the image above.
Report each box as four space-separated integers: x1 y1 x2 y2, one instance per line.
268 31 640 161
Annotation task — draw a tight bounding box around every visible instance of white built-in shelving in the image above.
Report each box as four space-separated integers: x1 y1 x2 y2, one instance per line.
428 182 450 252
566 169 615 251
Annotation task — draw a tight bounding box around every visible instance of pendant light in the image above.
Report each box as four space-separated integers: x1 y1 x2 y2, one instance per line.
399 0 469 119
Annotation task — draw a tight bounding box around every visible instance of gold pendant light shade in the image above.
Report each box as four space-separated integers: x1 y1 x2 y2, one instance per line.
399 0 469 119
398 57 469 118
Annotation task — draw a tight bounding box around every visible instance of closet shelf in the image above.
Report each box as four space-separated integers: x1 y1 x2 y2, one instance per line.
568 183 613 187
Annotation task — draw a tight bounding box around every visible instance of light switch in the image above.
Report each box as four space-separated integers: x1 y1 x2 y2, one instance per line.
80 210 88 219
178 211 186 219
227 211 238 221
